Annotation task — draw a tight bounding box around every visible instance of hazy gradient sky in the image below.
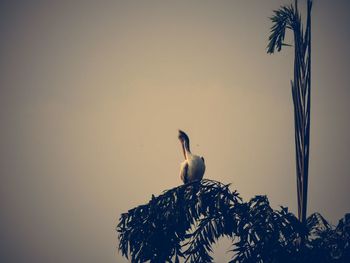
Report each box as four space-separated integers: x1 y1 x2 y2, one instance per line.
1 1 350 262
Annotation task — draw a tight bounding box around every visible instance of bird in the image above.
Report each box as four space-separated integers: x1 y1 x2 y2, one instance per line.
178 130 205 184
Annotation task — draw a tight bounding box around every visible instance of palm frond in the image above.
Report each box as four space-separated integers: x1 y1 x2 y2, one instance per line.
267 5 296 53
117 179 350 262
307 212 332 235
230 196 306 263
117 179 238 262
267 0 312 226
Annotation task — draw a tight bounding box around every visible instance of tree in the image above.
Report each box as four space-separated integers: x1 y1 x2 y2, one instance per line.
267 0 312 224
117 180 350 262
116 1 350 262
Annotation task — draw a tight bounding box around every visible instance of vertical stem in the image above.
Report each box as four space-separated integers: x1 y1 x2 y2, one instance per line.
293 1 304 224
301 0 312 225
292 0 312 225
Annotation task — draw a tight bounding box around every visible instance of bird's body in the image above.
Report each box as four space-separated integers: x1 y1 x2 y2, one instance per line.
178 130 205 184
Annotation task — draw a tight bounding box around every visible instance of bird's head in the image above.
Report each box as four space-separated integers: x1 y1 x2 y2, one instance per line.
178 129 189 143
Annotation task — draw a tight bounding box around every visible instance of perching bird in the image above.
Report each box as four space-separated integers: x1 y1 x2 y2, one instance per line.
178 130 205 184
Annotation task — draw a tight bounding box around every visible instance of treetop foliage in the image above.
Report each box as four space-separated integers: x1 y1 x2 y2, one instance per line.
117 179 350 262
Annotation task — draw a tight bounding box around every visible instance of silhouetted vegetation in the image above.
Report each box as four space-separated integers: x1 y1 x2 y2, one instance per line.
117 1 350 262
267 0 312 224
117 180 350 262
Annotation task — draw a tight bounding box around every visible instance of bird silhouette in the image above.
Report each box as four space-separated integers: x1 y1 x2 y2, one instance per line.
178 130 205 184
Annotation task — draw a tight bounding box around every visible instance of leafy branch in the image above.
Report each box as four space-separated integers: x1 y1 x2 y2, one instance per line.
116 179 349 262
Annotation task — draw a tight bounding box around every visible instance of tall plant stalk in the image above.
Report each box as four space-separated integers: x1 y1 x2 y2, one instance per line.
267 0 312 224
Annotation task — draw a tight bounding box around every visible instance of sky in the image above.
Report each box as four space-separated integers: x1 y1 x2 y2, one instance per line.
1 1 350 262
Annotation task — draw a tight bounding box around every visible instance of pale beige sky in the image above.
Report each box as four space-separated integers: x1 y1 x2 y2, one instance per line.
1 1 350 262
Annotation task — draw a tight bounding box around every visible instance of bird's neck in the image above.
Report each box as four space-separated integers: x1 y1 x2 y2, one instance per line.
183 140 191 159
